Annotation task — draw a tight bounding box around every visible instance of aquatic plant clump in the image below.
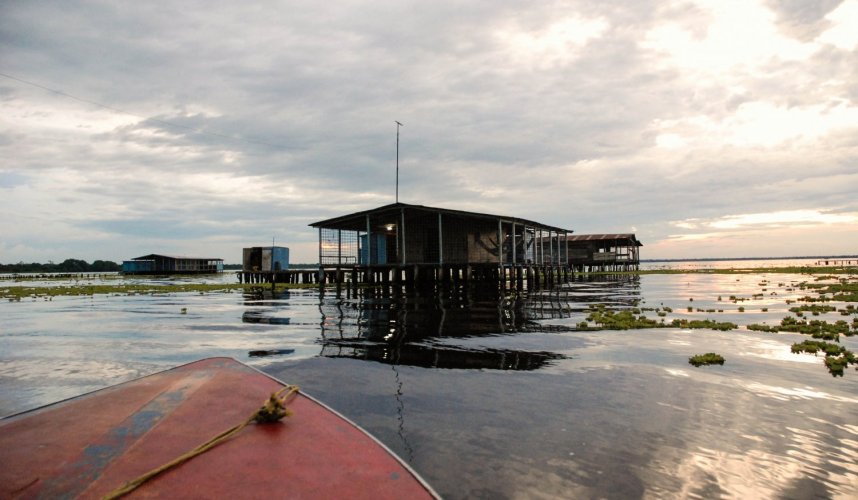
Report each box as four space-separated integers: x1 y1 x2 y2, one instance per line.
689 353 725 367
1 282 317 300
581 307 738 332
791 340 857 377
585 309 662 330
670 319 738 331
746 317 854 340
789 305 836 315
796 279 858 303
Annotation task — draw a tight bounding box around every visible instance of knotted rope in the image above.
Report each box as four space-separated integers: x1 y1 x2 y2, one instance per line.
103 384 299 500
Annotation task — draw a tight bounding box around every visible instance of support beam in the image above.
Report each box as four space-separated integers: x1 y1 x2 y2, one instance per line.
318 227 322 266
366 215 371 266
401 208 406 265
512 222 517 265
498 219 503 266
438 212 443 265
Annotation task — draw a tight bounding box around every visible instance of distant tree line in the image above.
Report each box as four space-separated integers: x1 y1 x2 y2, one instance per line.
0 259 121 273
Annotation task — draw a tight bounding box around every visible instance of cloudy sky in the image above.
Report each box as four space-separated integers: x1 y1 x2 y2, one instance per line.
1 0 857 264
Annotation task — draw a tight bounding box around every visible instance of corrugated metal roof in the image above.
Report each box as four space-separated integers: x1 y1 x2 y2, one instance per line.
309 202 573 233
564 234 643 246
132 254 224 261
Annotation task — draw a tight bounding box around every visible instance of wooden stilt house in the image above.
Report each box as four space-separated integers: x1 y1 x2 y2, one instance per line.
308 203 574 286
121 254 224 274
564 234 643 272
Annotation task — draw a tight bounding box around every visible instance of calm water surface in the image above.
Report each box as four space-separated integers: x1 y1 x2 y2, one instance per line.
1 259 857 498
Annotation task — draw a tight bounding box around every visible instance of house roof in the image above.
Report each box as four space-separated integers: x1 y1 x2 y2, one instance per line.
132 254 224 261
564 234 643 246
309 202 573 233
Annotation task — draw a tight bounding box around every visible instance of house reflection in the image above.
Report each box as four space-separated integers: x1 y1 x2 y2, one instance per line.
320 341 564 370
241 275 642 371
317 283 571 371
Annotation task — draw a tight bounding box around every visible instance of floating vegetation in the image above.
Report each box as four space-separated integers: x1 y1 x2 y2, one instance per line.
0 282 318 300
585 309 662 330
671 319 738 331
582 306 738 332
791 340 857 377
747 317 854 340
789 305 836 314
689 353 725 367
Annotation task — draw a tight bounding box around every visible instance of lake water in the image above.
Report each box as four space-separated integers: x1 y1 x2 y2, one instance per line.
2 259 857 498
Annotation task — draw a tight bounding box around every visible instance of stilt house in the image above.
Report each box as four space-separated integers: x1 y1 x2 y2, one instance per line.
309 203 573 270
564 234 642 272
121 254 224 274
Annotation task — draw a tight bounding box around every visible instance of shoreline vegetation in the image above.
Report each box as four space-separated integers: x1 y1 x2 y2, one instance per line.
0 260 321 273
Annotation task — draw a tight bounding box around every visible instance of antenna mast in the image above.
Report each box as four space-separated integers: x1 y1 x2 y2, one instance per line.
395 121 403 203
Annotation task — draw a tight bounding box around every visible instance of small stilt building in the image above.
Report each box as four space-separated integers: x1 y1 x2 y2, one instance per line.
564 234 643 272
121 254 224 274
307 202 574 287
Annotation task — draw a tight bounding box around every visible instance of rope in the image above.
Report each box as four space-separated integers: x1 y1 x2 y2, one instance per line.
102 384 299 500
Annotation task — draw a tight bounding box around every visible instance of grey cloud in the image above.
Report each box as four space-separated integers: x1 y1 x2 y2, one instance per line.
1 0 856 261
767 0 844 41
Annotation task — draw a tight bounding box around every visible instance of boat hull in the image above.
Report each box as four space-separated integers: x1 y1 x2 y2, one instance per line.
0 357 436 499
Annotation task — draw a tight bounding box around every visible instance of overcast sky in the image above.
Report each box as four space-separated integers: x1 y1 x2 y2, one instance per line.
2 0 857 264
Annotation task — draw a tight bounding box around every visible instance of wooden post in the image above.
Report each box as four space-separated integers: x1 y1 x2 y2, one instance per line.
438 211 443 265
366 215 371 266
318 227 322 267
497 219 503 266
512 222 516 265
401 208 406 266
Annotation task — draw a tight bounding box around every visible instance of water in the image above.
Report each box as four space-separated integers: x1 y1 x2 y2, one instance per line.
2 259 857 498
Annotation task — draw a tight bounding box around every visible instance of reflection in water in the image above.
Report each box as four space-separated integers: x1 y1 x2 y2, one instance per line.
240 277 644 371
241 311 291 325
247 348 295 357
392 363 414 463
316 283 581 371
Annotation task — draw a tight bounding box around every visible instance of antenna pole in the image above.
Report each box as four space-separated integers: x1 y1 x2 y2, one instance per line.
395 121 403 203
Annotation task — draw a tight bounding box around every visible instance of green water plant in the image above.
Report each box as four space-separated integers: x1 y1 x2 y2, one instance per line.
689 353 725 367
0 281 317 300
671 319 737 331
585 309 662 329
789 305 836 314
747 317 854 340
791 340 857 377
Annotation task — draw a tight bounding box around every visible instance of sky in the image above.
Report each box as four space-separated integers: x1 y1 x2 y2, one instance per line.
1 0 857 264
